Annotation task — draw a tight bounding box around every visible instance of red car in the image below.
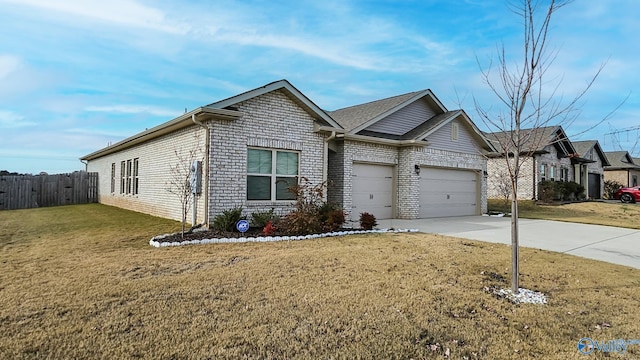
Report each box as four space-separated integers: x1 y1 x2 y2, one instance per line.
615 186 640 203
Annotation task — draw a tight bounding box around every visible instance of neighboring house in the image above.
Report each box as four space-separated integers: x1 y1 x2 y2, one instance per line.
571 140 610 199
485 126 601 200
81 80 494 225
603 151 640 187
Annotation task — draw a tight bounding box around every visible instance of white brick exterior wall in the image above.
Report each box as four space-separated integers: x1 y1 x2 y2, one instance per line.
487 157 536 200
208 90 328 219
86 125 208 223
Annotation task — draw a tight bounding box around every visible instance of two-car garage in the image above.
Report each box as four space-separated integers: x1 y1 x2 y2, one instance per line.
351 163 479 219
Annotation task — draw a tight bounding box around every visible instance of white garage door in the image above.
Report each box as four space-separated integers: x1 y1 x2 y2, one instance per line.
420 167 478 218
352 163 393 219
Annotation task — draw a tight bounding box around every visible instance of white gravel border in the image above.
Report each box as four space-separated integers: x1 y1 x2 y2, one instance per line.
493 287 547 305
149 228 420 248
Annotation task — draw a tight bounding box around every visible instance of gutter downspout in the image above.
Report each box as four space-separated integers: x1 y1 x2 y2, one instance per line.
80 160 88 171
192 114 210 227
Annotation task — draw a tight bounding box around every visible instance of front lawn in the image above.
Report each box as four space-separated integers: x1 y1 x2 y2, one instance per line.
488 199 640 230
1 204 639 359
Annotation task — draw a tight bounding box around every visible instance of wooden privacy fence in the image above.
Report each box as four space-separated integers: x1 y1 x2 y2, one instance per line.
0 172 98 210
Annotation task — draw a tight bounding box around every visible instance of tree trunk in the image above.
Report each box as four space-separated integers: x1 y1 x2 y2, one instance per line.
511 195 519 293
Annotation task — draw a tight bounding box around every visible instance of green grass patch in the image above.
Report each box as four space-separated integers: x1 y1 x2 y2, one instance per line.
1 204 639 359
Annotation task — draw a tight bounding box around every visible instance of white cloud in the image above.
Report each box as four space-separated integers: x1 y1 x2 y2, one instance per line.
0 0 189 34
85 104 180 118
0 110 36 128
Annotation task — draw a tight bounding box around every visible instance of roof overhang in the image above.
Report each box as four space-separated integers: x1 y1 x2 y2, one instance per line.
485 149 550 158
336 133 429 147
314 124 346 134
570 156 597 164
80 107 242 161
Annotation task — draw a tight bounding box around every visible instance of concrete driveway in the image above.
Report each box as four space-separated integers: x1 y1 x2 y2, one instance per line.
377 216 640 269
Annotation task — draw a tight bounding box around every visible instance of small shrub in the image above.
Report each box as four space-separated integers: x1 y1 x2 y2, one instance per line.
211 206 244 232
604 180 623 199
538 180 556 203
277 178 346 235
262 221 277 236
280 210 322 235
322 207 346 232
539 181 584 202
251 208 277 228
279 178 326 236
359 212 377 230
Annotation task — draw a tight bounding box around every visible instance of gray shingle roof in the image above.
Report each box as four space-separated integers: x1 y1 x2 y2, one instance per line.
484 126 571 154
571 140 610 166
604 151 640 169
571 140 597 157
328 91 422 132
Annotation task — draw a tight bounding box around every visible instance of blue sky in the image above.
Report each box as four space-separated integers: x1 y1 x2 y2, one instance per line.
1 0 638 174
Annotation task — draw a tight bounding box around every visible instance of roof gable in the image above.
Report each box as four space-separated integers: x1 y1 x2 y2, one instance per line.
604 151 640 169
421 111 496 153
571 140 610 166
208 79 343 129
408 110 494 151
329 89 447 134
485 126 575 156
359 96 443 136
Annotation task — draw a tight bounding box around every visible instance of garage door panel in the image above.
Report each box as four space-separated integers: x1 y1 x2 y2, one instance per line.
352 164 393 219
420 167 478 218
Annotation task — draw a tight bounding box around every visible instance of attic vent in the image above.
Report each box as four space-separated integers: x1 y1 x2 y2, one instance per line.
451 122 459 141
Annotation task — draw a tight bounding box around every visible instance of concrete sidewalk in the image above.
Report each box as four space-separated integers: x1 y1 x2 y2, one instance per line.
377 216 640 269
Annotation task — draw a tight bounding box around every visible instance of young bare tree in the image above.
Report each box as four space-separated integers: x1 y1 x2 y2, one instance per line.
475 0 604 293
166 131 204 239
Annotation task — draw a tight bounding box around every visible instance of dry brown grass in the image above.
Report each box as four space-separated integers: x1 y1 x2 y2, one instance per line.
1 204 640 359
488 199 640 230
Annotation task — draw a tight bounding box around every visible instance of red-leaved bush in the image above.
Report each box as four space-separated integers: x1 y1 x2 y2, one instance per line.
263 221 277 236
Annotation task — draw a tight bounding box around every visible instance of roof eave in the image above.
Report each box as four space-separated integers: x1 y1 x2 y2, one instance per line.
80 107 242 161
313 124 346 134
337 133 429 147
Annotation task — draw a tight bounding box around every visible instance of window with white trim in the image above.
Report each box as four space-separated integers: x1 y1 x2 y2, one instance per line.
540 164 547 181
110 163 116 193
560 167 569 182
133 158 139 195
247 148 298 201
126 159 132 194
120 161 126 194
550 165 556 181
